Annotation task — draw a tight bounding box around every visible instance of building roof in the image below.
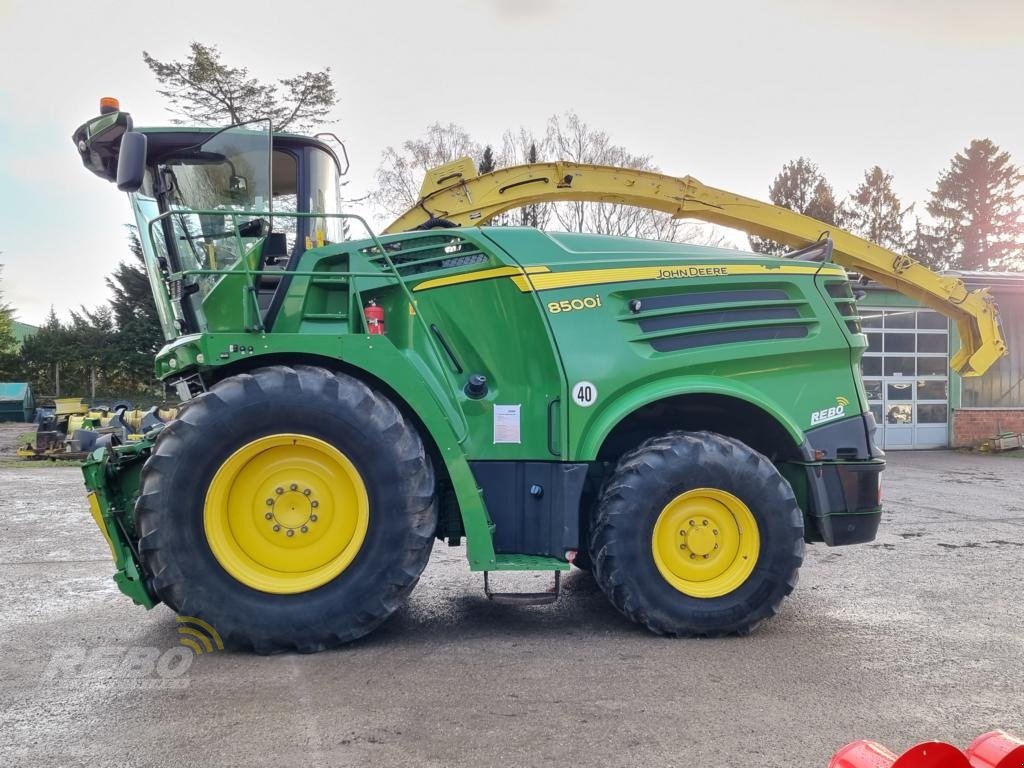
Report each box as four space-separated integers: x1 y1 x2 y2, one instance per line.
950 271 1024 291
12 321 38 344
861 269 1024 294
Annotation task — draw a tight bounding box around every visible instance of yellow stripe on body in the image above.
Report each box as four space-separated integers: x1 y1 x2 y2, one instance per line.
411 262 844 294
412 265 550 292
511 263 846 292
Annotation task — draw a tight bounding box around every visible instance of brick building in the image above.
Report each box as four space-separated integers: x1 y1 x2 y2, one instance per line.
860 272 1024 449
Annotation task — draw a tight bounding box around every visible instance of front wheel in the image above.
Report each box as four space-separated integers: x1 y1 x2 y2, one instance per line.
135 365 437 653
590 431 804 636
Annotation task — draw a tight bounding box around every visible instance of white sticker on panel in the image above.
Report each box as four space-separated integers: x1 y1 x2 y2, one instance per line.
493 404 522 444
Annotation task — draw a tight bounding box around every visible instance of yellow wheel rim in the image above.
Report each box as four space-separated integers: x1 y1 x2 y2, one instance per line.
651 487 759 598
204 433 369 594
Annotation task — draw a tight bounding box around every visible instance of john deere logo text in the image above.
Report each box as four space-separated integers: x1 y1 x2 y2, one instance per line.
657 267 729 279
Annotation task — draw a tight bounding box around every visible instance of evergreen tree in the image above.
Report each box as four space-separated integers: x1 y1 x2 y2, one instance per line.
19 231 166 398
846 166 911 252
19 308 67 394
479 145 496 174
107 228 164 383
521 143 541 228
0 264 19 379
925 138 1024 270
0 264 17 355
751 158 842 255
143 42 338 131
906 217 948 271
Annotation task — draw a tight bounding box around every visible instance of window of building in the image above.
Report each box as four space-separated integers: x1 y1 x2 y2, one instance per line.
860 308 949 449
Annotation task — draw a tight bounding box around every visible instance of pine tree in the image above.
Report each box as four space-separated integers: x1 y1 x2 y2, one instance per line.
846 166 911 252
751 158 842 254
906 217 948 270
0 264 19 379
107 228 164 383
19 308 67 394
0 264 17 355
479 145 496 175
143 42 338 131
522 143 540 228
925 139 1024 270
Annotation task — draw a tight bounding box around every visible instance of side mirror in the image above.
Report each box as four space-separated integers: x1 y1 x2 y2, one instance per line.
229 174 250 203
116 131 148 192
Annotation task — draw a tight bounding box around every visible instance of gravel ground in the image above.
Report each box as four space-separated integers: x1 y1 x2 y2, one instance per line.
0 421 1021 767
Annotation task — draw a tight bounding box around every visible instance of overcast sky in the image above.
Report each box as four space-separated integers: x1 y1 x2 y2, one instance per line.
1 0 1021 325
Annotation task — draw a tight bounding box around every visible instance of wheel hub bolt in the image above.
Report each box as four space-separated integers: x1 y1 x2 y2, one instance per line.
713 529 718 535
275 487 284 495
265 498 274 506
290 483 298 491
310 514 318 522
702 519 708 526
689 520 696 527
286 529 295 537
301 525 309 534
311 501 319 508
273 524 281 532
265 512 273 520
303 488 311 496
690 554 696 560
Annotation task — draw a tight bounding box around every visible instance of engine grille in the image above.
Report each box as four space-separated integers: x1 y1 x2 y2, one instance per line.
822 279 862 334
364 235 488 277
622 287 815 353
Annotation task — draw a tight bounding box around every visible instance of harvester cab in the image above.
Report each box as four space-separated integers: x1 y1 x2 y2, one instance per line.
74 101 348 349
72 100 1004 653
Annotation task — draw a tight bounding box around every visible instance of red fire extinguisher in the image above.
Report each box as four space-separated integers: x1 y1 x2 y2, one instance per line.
364 299 385 335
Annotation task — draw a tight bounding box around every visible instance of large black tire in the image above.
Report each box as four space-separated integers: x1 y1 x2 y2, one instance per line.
135 365 436 653
590 430 803 636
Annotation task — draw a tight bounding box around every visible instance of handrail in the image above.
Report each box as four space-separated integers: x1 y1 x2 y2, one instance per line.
145 207 469 437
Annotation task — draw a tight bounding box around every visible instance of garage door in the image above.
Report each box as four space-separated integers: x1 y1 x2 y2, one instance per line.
860 308 949 450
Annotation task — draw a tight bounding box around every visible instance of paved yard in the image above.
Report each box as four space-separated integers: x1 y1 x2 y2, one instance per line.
0 427 1021 767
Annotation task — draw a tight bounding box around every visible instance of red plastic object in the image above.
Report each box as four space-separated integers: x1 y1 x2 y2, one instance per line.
966 731 1024 768
830 740 971 768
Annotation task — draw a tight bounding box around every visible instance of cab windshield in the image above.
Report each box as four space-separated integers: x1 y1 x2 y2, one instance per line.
159 122 272 285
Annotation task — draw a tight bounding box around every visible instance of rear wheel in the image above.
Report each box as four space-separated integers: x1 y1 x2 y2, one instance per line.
136 365 436 653
590 430 803 636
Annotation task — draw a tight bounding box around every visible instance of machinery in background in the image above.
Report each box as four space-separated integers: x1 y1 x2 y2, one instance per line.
18 399 176 460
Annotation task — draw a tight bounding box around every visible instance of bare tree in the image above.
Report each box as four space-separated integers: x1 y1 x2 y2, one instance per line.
372 123 480 217
371 112 730 246
542 112 727 245
495 127 552 228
